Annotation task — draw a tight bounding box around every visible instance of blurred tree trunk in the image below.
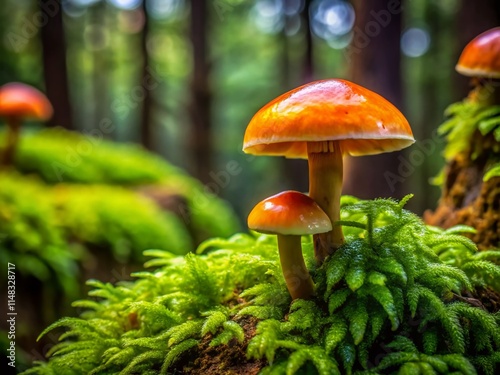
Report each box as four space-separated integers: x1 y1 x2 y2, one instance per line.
283 0 312 193
344 0 405 199
140 0 153 150
279 19 290 91
91 2 110 136
40 0 73 129
415 3 445 213
189 0 212 183
302 0 314 83
455 0 500 98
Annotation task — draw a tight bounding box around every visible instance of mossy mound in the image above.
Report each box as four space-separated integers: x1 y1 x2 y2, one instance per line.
0 171 193 348
0 171 191 271
3 127 240 241
0 128 240 360
22 196 500 375
426 95 500 249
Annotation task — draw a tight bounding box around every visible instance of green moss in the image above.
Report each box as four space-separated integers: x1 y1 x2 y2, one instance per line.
3 127 240 239
484 163 500 181
438 98 500 161
0 173 79 299
0 172 192 302
23 196 500 375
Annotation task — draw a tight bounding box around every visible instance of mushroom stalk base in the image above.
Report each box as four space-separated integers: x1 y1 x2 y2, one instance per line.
2 118 20 166
467 81 499 105
277 235 315 300
308 141 344 264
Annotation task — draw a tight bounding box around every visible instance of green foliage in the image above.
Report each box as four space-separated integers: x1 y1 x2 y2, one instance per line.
0 171 193 313
0 172 191 260
434 225 500 292
242 196 500 374
24 233 275 374
4 128 240 239
24 197 500 374
438 97 500 161
362 336 478 374
484 162 500 181
1 127 241 316
0 173 80 301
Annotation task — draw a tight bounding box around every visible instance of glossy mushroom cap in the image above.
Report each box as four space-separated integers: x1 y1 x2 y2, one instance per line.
0 83 53 121
456 27 500 78
243 79 414 158
248 191 332 235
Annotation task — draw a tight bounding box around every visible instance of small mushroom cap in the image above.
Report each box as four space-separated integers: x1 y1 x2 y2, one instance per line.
243 79 414 159
456 27 500 78
0 83 53 121
248 191 332 235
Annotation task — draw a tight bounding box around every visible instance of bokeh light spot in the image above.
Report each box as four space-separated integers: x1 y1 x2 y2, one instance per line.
401 27 431 57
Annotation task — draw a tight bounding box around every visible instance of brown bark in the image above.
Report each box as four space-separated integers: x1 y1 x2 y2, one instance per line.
424 131 500 250
189 0 212 183
343 0 405 199
40 0 73 129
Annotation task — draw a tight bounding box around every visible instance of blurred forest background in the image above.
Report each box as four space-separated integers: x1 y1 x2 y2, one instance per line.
2 0 500 367
1 0 500 222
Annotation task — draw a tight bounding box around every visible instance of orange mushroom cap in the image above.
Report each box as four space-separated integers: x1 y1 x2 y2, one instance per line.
243 79 414 158
248 191 332 235
0 83 53 121
456 27 500 78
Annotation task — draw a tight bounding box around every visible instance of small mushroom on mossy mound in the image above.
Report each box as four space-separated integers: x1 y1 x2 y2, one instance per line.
0 82 53 165
243 79 414 264
456 27 500 104
248 190 331 300
456 27 500 79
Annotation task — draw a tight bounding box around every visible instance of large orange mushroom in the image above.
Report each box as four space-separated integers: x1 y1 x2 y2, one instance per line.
243 79 414 263
0 83 53 165
248 190 331 300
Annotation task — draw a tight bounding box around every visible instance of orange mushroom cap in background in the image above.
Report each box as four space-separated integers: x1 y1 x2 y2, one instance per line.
248 190 332 235
243 79 414 158
456 27 500 78
0 83 53 121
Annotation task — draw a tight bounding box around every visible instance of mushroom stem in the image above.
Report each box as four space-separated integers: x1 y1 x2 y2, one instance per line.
277 234 315 300
308 140 345 263
467 80 500 105
2 117 20 166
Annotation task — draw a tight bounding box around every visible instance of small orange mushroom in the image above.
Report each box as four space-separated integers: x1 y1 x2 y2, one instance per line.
243 79 414 264
456 27 500 79
455 27 500 105
248 190 331 300
0 83 53 165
